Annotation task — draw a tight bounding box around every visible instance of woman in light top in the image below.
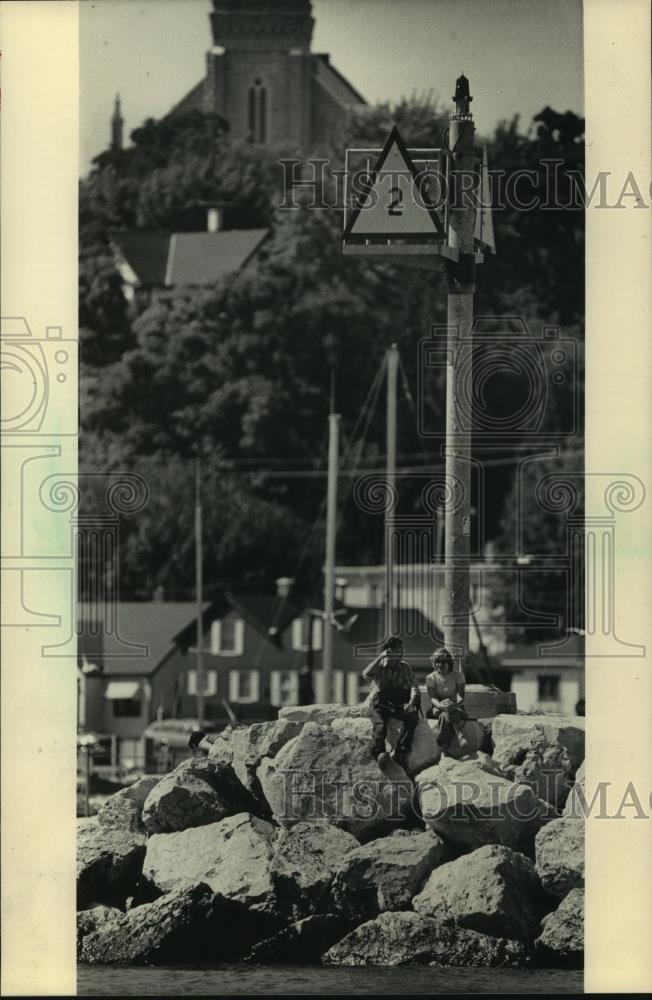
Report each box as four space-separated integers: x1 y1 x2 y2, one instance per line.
426 647 468 750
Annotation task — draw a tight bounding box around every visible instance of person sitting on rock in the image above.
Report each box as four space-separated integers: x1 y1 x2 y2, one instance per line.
362 636 421 767
426 647 468 751
188 730 214 753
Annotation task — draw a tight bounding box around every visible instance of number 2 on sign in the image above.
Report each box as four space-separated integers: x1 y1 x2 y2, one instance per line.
388 186 404 216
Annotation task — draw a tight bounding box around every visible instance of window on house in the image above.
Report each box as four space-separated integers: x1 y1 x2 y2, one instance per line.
210 618 244 656
247 78 268 143
270 670 299 707
538 675 560 702
187 670 218 696
346 672 370 706
112 698 141 718
229 670 260 704
291 616 323 652
313 670 345 703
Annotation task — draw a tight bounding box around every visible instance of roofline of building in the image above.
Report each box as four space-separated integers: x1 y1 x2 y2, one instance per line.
313 53 367 105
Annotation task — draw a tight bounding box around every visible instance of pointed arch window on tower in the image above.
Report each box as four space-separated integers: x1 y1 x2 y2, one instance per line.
247 79 268 144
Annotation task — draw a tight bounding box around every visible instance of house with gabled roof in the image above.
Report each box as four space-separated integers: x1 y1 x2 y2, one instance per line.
76 581 446 772
110 211 268 303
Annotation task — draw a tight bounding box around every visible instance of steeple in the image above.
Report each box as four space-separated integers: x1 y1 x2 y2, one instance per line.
111 94 124 151
209 0 314 52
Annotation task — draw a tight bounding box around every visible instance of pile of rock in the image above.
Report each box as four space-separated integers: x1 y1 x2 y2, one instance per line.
78 708 584 968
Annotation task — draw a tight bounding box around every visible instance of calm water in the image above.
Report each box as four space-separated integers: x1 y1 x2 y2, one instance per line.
78 964 582 995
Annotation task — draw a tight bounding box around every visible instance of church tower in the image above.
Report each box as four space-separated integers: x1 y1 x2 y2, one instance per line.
111 94 124 151
205 0 314 148
170 0 364 152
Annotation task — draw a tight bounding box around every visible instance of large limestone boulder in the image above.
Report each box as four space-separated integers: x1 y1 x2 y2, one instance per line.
173 754 253 803
142 771 236 833
535 817 584 898
80 883 249 965
535 887 584 966
331 830 449 921
398 719 442 775
245 914 352 964
77 904 121 957
257 722 414 842
426 718 487 761
563 761 586 818
412 844 545 941
207 736 235 767
142 754 256 833
278 704 363 725
491 715 584 808
463 685 517 721
332 715 442 777
415 755 549 856
491 731 573 809
230 719 303 800
322 911 531 968
143 812 281 920
492 715 585 772
77 823 146 909
270 820 359 917
97 776 161 832
331 716 376 742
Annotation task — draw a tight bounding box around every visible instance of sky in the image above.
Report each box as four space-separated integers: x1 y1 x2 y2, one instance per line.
80 0 583 174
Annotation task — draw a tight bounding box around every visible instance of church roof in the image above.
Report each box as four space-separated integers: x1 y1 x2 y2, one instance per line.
111 228 268 287
313 54 366 108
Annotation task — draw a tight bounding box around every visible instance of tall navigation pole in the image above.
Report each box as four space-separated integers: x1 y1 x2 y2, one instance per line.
444 73 476 669
195 457 204 727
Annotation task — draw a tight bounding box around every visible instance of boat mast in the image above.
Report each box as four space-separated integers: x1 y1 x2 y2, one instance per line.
385 344 399 636
322 375 339 702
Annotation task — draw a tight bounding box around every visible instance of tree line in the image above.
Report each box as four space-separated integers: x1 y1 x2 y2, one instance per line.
79 96 584 640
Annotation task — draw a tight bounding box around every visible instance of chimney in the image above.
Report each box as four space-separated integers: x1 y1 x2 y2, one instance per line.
207 206 223 232
334 577 348 603
275 577 294 599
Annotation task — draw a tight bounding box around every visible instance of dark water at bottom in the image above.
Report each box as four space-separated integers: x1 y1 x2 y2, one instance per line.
78 964 583 995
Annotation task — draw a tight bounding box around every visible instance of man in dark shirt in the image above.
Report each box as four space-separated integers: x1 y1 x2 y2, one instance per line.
362 636 421 765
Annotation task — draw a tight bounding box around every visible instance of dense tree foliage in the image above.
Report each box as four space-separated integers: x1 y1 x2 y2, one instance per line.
80 96 584 635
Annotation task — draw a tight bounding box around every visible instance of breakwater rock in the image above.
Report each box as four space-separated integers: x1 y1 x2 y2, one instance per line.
77 706 585 968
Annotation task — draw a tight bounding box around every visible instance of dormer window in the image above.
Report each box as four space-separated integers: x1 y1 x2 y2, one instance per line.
247 78 268 143
210 617 244 656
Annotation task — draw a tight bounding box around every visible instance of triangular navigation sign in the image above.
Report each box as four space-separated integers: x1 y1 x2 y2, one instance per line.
344 126 445 240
